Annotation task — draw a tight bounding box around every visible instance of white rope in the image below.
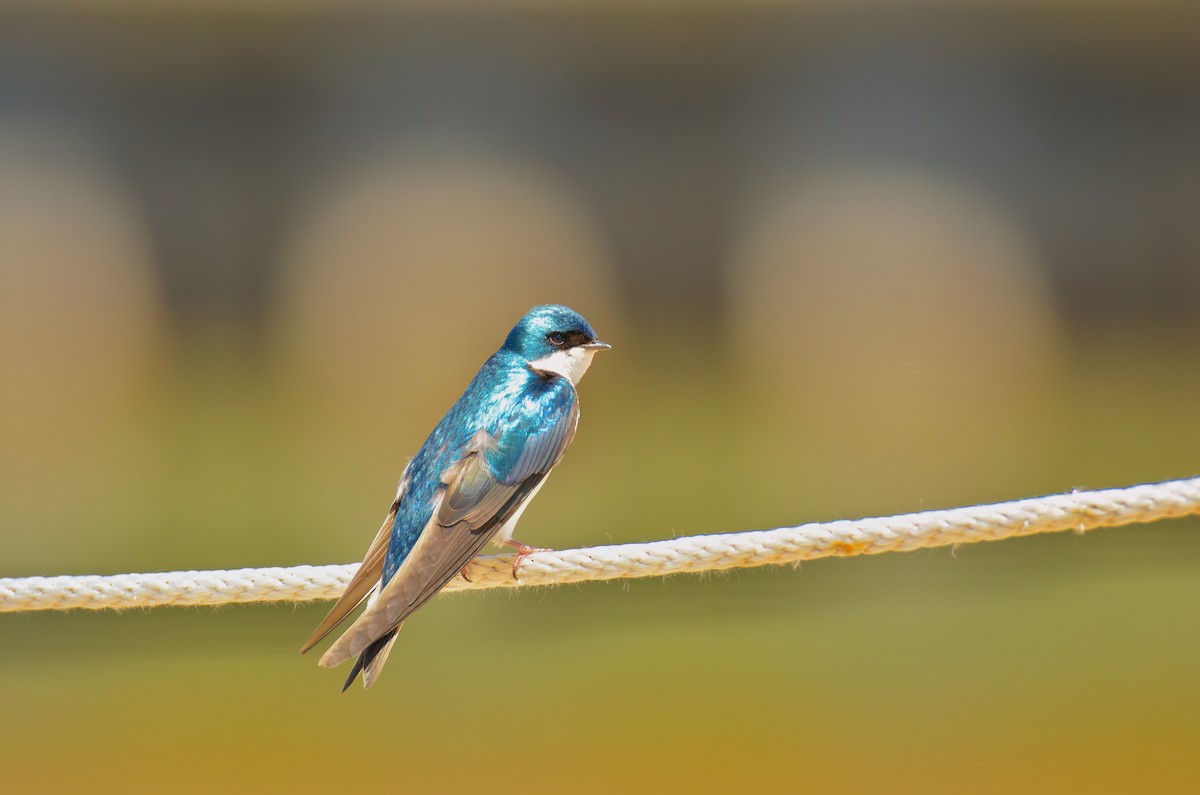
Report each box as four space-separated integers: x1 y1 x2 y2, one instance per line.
2 476 1197 614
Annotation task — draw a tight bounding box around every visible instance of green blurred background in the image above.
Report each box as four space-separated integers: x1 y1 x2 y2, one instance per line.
2 3 1199 793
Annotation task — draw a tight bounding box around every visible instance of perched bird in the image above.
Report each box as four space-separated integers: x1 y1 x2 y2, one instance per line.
300 304 610 690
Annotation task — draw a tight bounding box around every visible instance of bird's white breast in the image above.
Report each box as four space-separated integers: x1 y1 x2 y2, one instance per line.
493 476 548 545
528 347 598 385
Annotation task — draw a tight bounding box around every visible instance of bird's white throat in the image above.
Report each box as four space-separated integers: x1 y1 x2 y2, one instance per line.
529 347 597 385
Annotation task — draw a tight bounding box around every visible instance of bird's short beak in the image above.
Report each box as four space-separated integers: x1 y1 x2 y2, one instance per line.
583 340 612 351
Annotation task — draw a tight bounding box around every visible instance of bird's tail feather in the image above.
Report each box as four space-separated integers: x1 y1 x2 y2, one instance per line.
341 627 400 692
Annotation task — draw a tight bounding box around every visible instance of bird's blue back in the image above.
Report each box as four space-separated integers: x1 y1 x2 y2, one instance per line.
382 350 577 582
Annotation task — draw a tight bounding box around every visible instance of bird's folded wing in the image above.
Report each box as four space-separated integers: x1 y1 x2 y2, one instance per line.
320 466 542 666
300 466 412 654
299 504 396 654
320 398 579 667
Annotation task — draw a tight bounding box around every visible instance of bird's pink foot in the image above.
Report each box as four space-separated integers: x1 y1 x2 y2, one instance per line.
504 539 551 580
458 564 473 583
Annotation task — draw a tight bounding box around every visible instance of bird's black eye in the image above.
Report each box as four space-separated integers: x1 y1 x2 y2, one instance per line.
548 332 567 347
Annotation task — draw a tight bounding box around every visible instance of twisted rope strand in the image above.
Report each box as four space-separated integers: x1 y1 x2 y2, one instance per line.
2 476 1197 614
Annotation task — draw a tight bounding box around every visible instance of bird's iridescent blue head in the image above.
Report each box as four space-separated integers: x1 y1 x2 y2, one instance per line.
502 304 610 385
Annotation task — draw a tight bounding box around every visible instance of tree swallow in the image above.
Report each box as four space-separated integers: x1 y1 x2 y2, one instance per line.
300 304 610 690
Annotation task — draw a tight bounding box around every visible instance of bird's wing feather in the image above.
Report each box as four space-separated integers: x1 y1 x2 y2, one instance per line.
435 430 522 529
500 399 578 486
299 467 410 654
319 393 579 668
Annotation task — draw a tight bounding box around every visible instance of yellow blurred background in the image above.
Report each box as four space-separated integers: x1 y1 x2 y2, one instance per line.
1 3 1198 793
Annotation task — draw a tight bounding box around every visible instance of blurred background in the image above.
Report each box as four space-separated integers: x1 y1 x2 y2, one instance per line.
1 2 1198 792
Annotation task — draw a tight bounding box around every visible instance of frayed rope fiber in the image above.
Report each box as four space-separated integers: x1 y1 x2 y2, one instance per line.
2 476 1198 614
